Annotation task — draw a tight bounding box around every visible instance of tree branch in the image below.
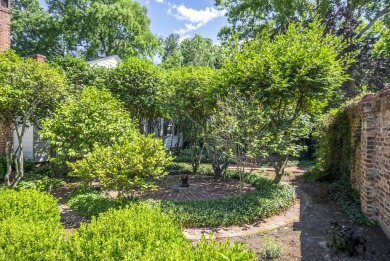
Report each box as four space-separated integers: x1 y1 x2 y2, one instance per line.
355 7 390 39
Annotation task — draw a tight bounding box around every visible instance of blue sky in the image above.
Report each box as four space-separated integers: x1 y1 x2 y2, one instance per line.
139 0 227 43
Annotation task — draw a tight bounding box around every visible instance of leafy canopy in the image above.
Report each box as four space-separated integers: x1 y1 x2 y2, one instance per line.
41 86 135 164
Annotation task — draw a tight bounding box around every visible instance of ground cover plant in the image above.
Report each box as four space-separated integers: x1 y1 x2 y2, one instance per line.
67 173 295 227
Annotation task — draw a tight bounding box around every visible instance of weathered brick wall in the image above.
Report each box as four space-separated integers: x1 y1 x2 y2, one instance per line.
0 2 11 51
0 128 12 156
0 1 11 155
347 86 390 238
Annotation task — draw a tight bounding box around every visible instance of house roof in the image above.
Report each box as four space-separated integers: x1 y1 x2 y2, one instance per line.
88 55 122 68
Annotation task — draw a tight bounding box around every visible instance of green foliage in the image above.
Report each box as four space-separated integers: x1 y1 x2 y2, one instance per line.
106 57 167 122
18 174 65 191
166 162 192 172
160 174 295 227
327 221 367 256
0 160 5 181
64 203 256 260
330 180 376 225
51 55 108 93
220 20 348 183
167 66 219 174
0 189 255 260
314 101 375 225
41 86 135 165
68 174 295 227
68 132 172 197
11 0 62 57
46 0 158 59
302 165 326 181
166 162 214 176
0 50 67 187
0 218 65 261
0 189 60 223
261 235 283 259
67 189 132 218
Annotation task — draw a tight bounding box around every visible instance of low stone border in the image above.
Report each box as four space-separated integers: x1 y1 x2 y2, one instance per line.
183 188 310 240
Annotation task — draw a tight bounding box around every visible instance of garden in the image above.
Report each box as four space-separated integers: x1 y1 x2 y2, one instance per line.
1 0 390 259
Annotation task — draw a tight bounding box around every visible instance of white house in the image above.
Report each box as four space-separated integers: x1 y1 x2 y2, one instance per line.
16 55 180 161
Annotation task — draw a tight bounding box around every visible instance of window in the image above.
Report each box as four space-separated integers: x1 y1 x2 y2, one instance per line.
1 0 8 8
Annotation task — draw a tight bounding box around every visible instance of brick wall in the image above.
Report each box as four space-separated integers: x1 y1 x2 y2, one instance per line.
0 1 11 51
0 128 12 156
347 85 390 238
0 0 10 155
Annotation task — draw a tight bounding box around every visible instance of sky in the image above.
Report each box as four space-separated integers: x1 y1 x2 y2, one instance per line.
139 0 227 43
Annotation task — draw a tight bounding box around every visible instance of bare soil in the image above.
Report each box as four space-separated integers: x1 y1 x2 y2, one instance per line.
228 170 390 261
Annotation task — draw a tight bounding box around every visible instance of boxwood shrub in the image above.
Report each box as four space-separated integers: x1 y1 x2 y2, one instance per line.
0 189 64 261
0 218 64 261
0 189 60 222
65 203 256 260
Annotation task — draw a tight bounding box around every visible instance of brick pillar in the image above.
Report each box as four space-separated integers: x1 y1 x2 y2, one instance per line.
359 94 377 217
30 54 46 62
0 0 11 51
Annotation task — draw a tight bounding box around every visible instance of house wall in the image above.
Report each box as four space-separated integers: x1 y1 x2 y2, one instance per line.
13 126 34 160
346 85 390 238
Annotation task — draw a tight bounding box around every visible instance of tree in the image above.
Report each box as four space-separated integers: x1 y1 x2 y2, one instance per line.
47 0 158 60
106 57 167 132
40 86 135 166
166 67 219 174
68 131 173 197
0 50 67 187
11 0 63 57
217 0 390 95
206 91 266 192
221 21 349 183
180 35 224 68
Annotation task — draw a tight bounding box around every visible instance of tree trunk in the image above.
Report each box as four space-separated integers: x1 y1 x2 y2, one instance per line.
273 154 288 184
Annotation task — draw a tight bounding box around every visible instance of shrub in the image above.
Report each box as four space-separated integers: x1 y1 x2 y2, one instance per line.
0 218 64 261
261 235 283 259
0 189 60 223
67 189 134 218
166 162 213 175
65 203 256 260
68 132 172 197
197 164 214 176
327 221 366 256
302 165 326 181
0 189 64 260
166 162 192 172
18 174 65 191
329 179 375 225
